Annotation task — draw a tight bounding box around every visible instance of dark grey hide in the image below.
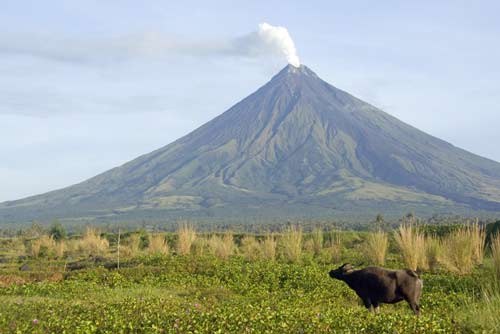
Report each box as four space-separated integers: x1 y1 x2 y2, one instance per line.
329 263 423 315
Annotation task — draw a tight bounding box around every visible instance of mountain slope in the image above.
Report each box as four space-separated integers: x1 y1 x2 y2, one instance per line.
2 65 500 222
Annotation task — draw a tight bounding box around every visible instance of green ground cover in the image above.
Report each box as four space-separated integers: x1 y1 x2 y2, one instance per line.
0 255 490 333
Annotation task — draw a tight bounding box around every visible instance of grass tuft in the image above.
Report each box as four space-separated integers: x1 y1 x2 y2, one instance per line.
439 227 473 275
208 232 235 259
30 235 56 258
78 227 109 257
240 235 262 261
261 233 277 261
321 231 342 264
280 226 303 263
394 224 426 271
311 228 323 257
177 224 197 256
470 223 486 265
363 230 388 266
438 224 485 275
425 235 440 271
147 234 169 255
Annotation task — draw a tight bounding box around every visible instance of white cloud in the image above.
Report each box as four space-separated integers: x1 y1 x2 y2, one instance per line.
0 23 300 66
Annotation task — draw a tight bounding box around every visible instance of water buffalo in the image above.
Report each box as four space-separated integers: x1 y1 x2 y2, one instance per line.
329 263 423 315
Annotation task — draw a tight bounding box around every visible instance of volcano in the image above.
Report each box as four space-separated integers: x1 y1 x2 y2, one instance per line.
2 64 500 223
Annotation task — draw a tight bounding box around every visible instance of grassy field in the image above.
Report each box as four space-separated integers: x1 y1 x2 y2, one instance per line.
0 224 499 333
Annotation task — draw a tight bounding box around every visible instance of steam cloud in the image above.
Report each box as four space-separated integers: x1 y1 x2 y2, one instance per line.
255 23 300 67
0 23 301 66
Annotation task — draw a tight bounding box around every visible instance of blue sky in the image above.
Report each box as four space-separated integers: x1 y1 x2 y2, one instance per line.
1 1 499 202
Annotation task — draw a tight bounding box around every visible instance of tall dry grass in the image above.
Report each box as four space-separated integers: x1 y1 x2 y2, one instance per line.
439 228 474 274
55 240 65 258
439 224 485 274
64 238 79 256
240 235 262 261
458 284 500 333
280 226 303 263
118 234 142 258
425 235 440 271
208 232 235 259
128 234 141 256
30 235 56 258
78 227 109 257
261 233 277 261
470 223 486 265
323 232 342 264
191 237 208 256
394 224 426 271
147 234 169 255
364 230 388 266
311 228 323 257
177 224 197 256
12 238 26 258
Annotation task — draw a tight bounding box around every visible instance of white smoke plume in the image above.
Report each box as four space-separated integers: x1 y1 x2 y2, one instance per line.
0 23 301 66
255 23 300 67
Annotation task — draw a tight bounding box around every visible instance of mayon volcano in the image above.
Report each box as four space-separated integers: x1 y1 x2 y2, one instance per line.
2 65 500 223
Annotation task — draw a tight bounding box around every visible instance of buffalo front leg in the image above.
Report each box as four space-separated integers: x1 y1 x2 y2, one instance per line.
362 298 373 312
407 300 420 316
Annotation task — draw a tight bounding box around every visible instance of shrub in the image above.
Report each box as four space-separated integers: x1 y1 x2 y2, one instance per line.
491 233 500 282
177 224 196 256
419 224 463 238
48 222 67 241
280 226 302 263
485 220 500 247
394 224 426 271
363 230 388 266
